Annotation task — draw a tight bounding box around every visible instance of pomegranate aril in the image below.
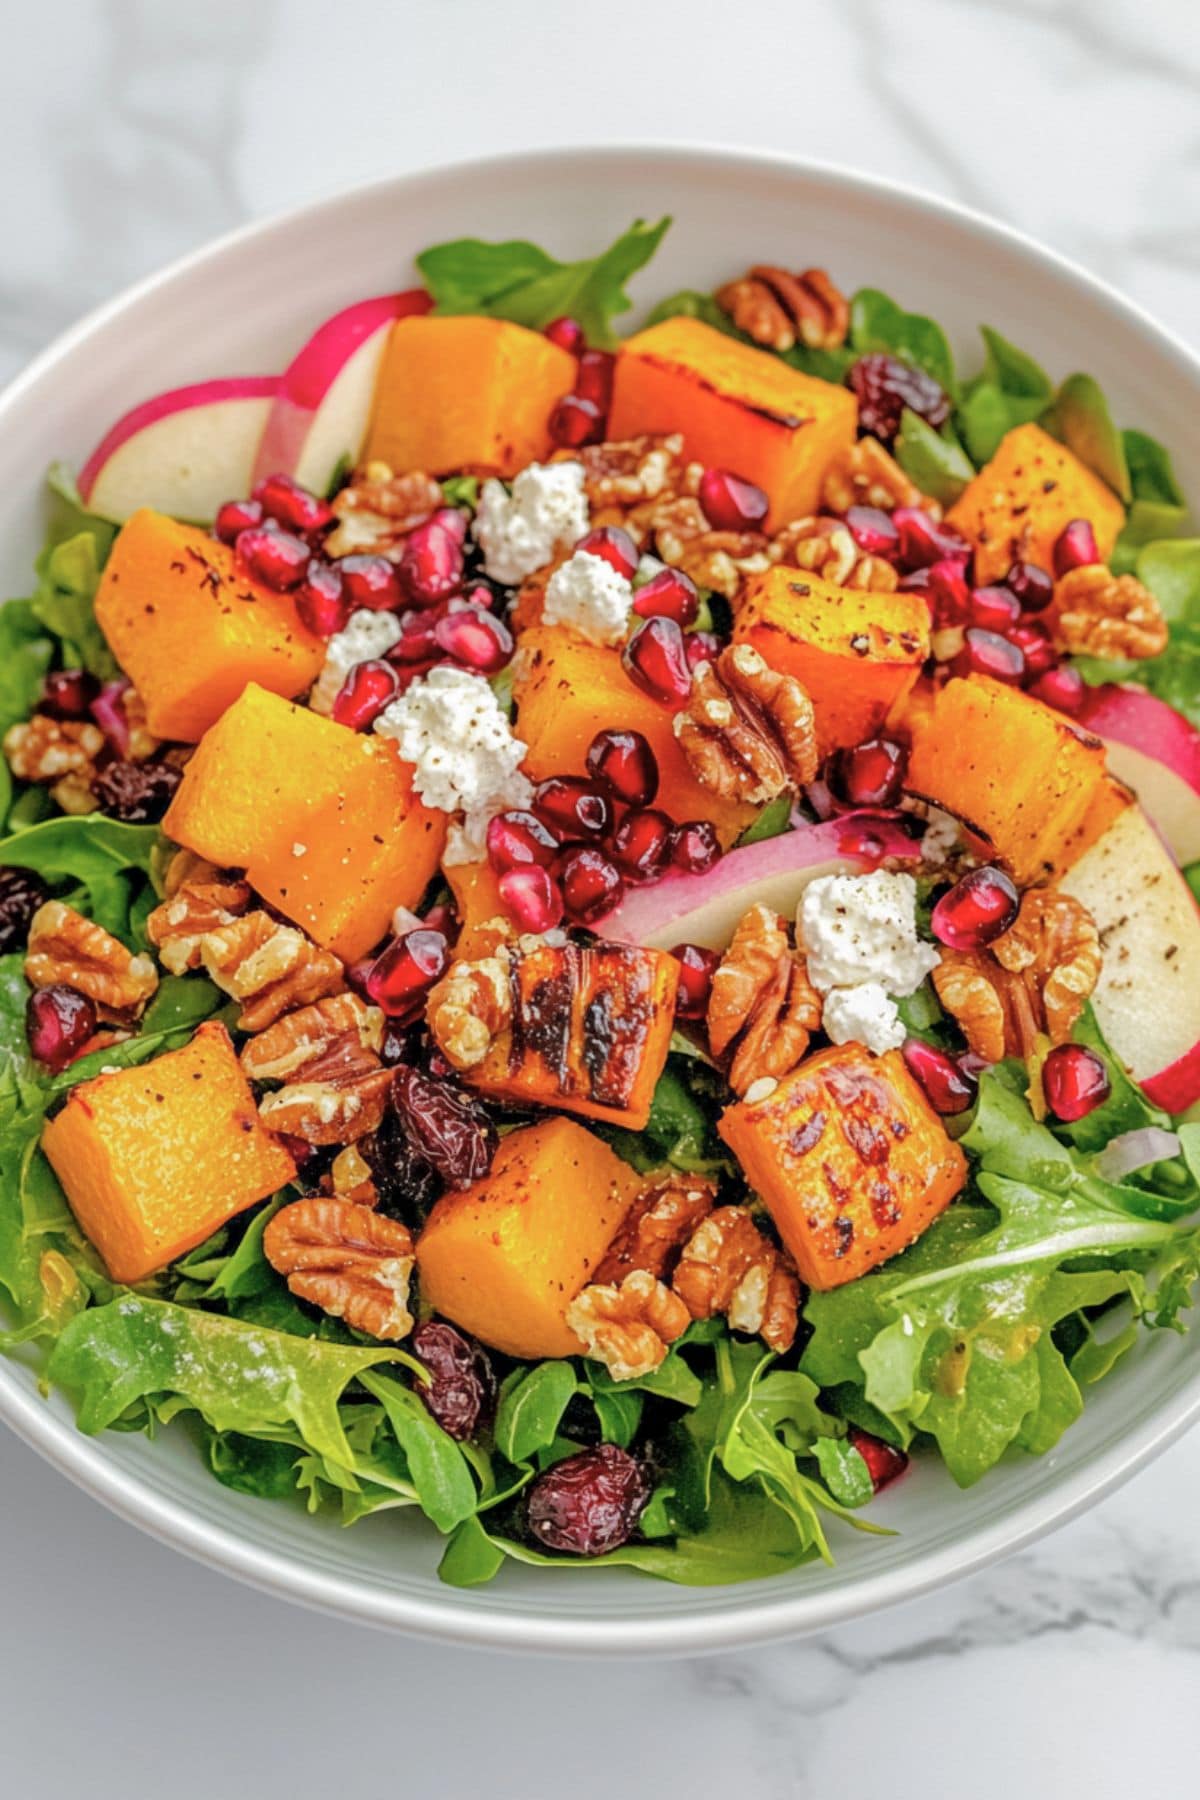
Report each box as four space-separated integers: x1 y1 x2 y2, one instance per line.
486 809 559 874
586 729 659 805
92 759 181 823
1030 663 1085 714
236 524 310 591
332 659 399 732
498 865 564 933
893 507 970 573
525 1443 651 1556
953 628 1025 684
1043 1042 1110 1121
337 553 402 612
968 585 1021 633
40 669 98 719
610 807 673 884
621 616 692 709
697 467 769 531
1009 620 1056 682
0 867 49 952
431 505 469 546
902 1038 978 1112
295 560 350 637
411 1320 497 1441
26 984 97 1073
549 393 603 449
931 864 1019 950
848 353 951 446
671 820 722 874
923 558 972 628
829 737 908 810
544 315 584 356
672 942 721 1019
848 1427 909 1493
684 629 722 672
575 525 638 581
434 606 513 674
632 566 699 628
391 615 440 664
399 518 464 607
532 776 611 842
557 845 625 923
575 349 615 412
1052 518 1100 577
845 504 900 558
252 472 333 537
214 497 264 544
1004 560 1054 613
365 928 450 1020
461 577 500 612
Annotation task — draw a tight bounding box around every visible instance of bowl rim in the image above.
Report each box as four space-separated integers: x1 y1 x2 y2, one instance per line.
3 140 1199 1657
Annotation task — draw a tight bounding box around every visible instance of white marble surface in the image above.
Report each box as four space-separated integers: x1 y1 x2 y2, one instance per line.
3 1 1198 1791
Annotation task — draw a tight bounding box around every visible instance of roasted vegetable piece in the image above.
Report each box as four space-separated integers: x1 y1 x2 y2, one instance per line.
41 1021 295 1284
608 317 857 528
945 422 1125 584
362 315 577 477
416 1117 643 1358
94 508 325 741
719 1042 967 1291
904 675 1112 885
735 566 929 756
163 683 446 962
444 860 509 960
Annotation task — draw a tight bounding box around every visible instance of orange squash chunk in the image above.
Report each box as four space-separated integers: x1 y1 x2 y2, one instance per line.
42 1021 295 1285
514 627 754 844
94 508 324 742
608 318 857 528
163 684 446 962
362 315 576 477
444 860 509 959
945 422 1125 584
417 1117 642 1359
905 675 1110 884
719 1043 967 1291
735 567 930 756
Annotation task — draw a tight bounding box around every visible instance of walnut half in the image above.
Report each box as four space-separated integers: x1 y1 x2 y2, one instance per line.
673 1205 800 1353
706 902 822 1096
675 644 818 805
566 1270 690 1383
933 889 1101 1063
25 900 159 1015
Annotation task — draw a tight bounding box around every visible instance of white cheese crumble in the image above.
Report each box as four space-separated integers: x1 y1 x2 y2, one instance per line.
473 461 589 585
542 548 634 646
374 665 530 832
821 981 906 1056
443 766 536 867
919 807 961 867
309 608 404 714
798 870 939 1056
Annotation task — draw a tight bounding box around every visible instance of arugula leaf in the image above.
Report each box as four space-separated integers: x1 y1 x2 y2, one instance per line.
206 1428 302 1500
1045 373 1131 500
849 288 957 396
957 329 1052 467
1078 538 1200 728
812 1437 874 1508
894 410 975 505
0 601 54 828
30 533 118 679
599 1057 731 1176
735 795 793 845
493 1361 578 1464
358 1370 479 1533
417 219 671 349
0 814 160 941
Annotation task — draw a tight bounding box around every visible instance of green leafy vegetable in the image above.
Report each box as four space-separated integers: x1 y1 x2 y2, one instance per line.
1078 537 1200 728
1046 373 1131 501
849 288 957 396
599 1057 732 1176
736 794 793 845
0 814 160 941
494 1361 578 1464
30 533 117 680
894 410 975 505
956 326 1053 465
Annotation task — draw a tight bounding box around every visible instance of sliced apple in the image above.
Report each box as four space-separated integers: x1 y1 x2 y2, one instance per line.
251 289 432 495
1060 804 1200 1112
79 376 279 524
1076 683 1200 866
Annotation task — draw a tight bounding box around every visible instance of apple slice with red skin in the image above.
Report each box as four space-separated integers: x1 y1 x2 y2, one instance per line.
1060 804 1200 1112
78 376 279 524
251 289 432 495
1077 683 1200 866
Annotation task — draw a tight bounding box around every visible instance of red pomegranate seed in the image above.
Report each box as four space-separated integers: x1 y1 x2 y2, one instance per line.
365 928 449 1020
26 984 97 1072
848 1427 909 1493
586 729 659 805
499 865 564 933
684 629 722 672
557 845 625 923
399 518 464 607
902 1038 979 1112
391 615 440 664
1009 620 1056 681
893 507 970 573
1030 663 1085 713
544 315 584 355
968 586 1021 633
830 737 908 809
672 943 720 1019
295 560 350 637
622 617 693 709
1052 518 1100 577
331 659 399 732
253 472 333 537
953 628 1026 684
610 807 674 884
40 669 98 719
532 777 611 842
461 578 499 612
434 607 514 674
1043 1042 1111 1121
236 524 310 591
845 505 900 558
575 349 615 411
431 505 469 546
932 864 1019 950
214 497 263 544
549 393 603 449
1004 560 1054 613
901 557 971 629
671 820 722 874
697 467 769 531
632 566 699 628
337 553 402 612
89 679 133 758
486 809 559 874
575 525 638 580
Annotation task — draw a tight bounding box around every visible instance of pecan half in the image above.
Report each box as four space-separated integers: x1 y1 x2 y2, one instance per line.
594 1175 717 1284
706 902 823 1096
821 437 935 515
425 950 513 1070
263 1198 415 1339
3 715 104 785
246 992 389 1145
25 900 158 1014
566 1269 690 1383
933 890 1101 1062
675 644 818 804
199 911 344 1031
672 1205 800 1353
770 515 899 592
145 874 253 975
325 463 443 559
1050 565 1168 660
715 265 849 353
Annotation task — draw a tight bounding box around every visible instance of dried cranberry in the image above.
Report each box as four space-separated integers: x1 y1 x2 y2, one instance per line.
586 729 659 806
848 1427 909 1493
1043 1043 1110 1121
931 865 1019 950
902 1039 978 1112
399 517 464 607
621 617 693 709
1004 561 1054 613
892 508 970 573
434 606 513 674
0 867 49 952
697 468 769 531
499 865 564 933
295 561 350 637
968 586 1021 634
671 820 721 874
365 928 449 1020
332 659 399 731
557 845 625 923
39 669 98 719
532 777 611 843
610 808 673 884
574 525 638 581
337 553 403 612
1052 518 1100 577
390 1065 497 1190
92 760 182 823
544 315 584 355
235 523 310 590
26 984 96 1072
1009 620 1056 682
525 1443 651 1556
214 497 263 544
487 809 560 874
829 738 907 809
848 353 950 446
411 1320 498 1441
253 472 333 538
1030 664 1085 714
673 942 720 1019
549 393 603 449
361 1112 440 1226
845 505 900 558
575 349 615 412
632 566 699 628
952 628 1025 685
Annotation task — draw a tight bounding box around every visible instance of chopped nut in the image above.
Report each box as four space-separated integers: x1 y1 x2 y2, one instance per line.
715 265 849 353
934 889 1101 1063
821 437 935 516
3 715 104 785
328 1142 379 1206
770 515 899 592
426 950 512 1070
566 1269 690 1382
561 433 687 515
145 874 253 974
25 900 159 1014
594 1175 717 1284
163 848 219 898
1051 565 1169 660
707 903 823 1096
119 686 161 763
673 1205 799 1352
325 465 442 558
199 912 344 1032
675 644 818 804
245 992 389 1146
49 771 100 816
630 492 772 599
263 1197 415 1339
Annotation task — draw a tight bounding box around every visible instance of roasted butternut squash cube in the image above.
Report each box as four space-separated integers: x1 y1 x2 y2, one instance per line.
719 1043 966 1291
465 939 678 1130
163 684 446 962
514 626 754 844
416 1118 642 1359
608 318 857 528
42 1021 295 1285
362 315 576 477
735 567 930 755
94 509 325 741
945 423 1125 584
444 860 509 960
905 676 1110 884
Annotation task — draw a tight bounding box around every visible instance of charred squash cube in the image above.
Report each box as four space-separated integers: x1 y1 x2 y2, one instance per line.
719 1042 967 1290
945 422 1125 584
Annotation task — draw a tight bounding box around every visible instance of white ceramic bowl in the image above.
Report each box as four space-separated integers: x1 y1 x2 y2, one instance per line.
3 146 1198 1657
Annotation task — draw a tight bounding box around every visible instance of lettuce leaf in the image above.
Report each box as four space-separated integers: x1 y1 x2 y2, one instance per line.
848 288 957 396
0 814 161 941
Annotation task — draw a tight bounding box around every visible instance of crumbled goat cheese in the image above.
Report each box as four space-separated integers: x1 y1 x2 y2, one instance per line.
919 807 961 866
374 665 529 824
799 870 939 1056
443 767 536 867
542 549 634 646
473 461 589 585
309 609 404 714
821 981 905 1056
